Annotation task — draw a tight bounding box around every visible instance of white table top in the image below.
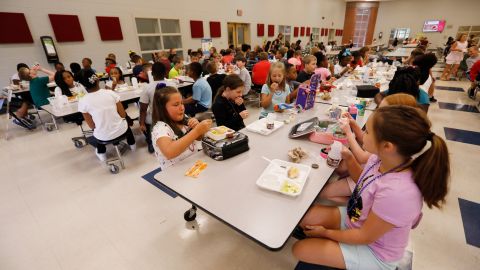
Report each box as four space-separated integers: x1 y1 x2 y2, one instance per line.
402 44 418 48
369 43 385 48
315 69 390 110
3 81 57 94
385 47 415 57
153 103 371 250
326 50 341 56
41 88 144 117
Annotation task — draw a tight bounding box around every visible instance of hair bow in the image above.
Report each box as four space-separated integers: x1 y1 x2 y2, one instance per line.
88 74 98 84
342 49 352 57
156 82 167 89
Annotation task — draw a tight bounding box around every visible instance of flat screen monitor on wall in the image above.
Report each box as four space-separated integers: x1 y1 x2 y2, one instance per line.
423 20 446 33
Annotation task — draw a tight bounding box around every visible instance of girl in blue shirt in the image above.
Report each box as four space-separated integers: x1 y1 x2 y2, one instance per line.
260 62 295 118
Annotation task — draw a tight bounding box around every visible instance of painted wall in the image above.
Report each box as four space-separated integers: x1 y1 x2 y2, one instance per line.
374 0 480 48
0 0 346 86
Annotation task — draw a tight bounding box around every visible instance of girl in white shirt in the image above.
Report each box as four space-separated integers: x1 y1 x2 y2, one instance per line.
441 34 468 81
334 49 353 78
105 67 128 90
78 69 136 161
151 85 212 170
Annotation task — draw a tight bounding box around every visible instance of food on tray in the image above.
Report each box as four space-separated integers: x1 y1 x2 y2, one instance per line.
280 181 300 194
185 160 208 178
320 92 331 100
207 126 234 140
211 126 230 134
288 147 308 163
287 167 300 179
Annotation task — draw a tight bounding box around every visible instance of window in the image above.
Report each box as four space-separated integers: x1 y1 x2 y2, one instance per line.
135 18 183 61
389 28 411 45
457 26 480 45
352 8 370 47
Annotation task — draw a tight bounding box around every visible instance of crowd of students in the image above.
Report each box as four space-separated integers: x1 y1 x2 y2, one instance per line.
5 37 456 269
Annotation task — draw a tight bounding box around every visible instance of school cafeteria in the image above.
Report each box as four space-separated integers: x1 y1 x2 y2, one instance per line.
1 0 480 269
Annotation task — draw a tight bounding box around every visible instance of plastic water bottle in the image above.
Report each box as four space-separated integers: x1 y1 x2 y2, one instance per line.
147 70 153 83
362 66 369 83
54 87 62 98
131 77 139 89
327 141 342 168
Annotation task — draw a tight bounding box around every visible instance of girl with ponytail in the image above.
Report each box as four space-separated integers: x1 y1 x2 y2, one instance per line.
293 105 450 270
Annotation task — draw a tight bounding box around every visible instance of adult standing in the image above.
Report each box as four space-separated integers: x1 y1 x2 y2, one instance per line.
441 34 468 81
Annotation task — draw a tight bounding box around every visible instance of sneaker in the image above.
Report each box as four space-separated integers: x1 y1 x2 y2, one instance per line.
291 226 307 240
13 119 29 129
468 88 476 99
147 143 155 154
129 143 136 152
22 117 37 126
13 118 36 130
95 151 107 162
429 96 437 102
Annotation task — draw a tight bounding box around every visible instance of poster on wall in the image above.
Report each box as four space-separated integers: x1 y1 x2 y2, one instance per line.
40 36 59 63
201 38 213 58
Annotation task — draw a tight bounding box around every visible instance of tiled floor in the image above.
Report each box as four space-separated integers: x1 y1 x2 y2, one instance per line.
1 69 480 269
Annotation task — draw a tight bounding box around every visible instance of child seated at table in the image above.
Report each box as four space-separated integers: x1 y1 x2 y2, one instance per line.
212 53 223 71
183 62 212 117
11 63 28 85
151 85 212 169
296 55 317 83
81 58 95 73
8 63 36 129
320 94 418 204
168 56 183 79
314 52 332 82
293 105 450 270
350 51 363 69
54 62 65 72
18 65 55 108
131 55 144 78
235 55 252 96
285 63 300 92
252 52 271 87
70 62 82 81
105 67 127 90
54 70 87 97
211 74 249 131
260 62 293 118
138 63 153 83
78 69 136 161
140 63 173 153
375 66 430 112
190 52 201 63
206 62 227 98
104 56 116 74
222 49 235 65
334 49 353 78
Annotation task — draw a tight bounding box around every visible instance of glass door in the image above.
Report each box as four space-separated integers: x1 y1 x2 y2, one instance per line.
228 23 251 48
352 7 370 47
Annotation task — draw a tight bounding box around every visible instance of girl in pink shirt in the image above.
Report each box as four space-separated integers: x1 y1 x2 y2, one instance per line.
293 106 450 270
313 51 332 81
